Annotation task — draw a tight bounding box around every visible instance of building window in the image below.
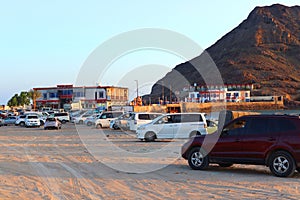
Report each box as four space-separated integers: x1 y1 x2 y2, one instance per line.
74 92 84 98
49 92 58 98
43 93 47 99
99 91 104 98
62 90 73 95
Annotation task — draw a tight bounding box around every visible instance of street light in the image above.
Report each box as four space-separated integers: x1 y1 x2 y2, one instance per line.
134 80 139 98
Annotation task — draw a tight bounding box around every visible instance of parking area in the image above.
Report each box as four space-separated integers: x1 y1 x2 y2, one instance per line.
0 123 300 199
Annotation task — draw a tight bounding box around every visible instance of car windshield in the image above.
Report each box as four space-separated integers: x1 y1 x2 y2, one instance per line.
27 116 38 119
46 118 56 122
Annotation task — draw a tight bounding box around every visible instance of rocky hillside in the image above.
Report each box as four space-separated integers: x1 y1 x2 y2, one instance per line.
149 4 300 101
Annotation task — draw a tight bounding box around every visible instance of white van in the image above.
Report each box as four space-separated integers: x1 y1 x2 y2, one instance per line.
136 113 208 141
128 112 162 131
95 111 124 128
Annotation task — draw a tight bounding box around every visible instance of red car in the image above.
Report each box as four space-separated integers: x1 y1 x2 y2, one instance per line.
182 114 300 177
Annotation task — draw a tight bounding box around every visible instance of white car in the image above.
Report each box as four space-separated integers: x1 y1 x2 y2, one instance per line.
84 114 101 126
44 117 62 130
136 113 208 141
95 111 124 128
25 115 41 128
128 112 162 131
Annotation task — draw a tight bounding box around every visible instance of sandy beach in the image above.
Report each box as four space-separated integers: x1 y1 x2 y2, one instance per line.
1 124 300 199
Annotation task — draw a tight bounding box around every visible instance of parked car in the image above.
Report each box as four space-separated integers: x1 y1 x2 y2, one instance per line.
181 114 300 177
44 117 62 130
95 111 124 128
113 112 134 130
51 112 70 124
2 116 18 126
73 113 94 124
84 114 101 126
15 113 46 126
128 112 162 131
25 115 41 128
137 113 208 141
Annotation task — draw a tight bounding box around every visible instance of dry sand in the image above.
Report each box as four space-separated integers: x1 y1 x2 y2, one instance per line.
0 124 300 199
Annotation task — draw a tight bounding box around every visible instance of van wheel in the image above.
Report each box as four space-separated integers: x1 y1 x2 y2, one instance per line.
20 122 25 127
79 120 83 124
145 132 156 142
269 151 296 177
188 147 209 170
61 120 67 124
189 131 200 138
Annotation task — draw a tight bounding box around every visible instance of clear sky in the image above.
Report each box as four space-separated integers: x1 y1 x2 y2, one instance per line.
0 0 299 105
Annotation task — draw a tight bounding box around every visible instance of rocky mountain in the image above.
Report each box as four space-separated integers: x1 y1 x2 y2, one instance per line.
149 4 300 102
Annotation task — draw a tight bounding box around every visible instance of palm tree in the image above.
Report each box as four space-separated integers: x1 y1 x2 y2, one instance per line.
28 89 42 110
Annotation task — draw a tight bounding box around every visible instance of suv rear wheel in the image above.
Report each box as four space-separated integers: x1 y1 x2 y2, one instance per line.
269 151 296 177
188 147 209 170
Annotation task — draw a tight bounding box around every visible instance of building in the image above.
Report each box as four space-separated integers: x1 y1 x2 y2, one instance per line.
185 84 251 103
34 84 128 110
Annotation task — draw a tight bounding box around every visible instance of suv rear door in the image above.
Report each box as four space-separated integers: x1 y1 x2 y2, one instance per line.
239 117 275 162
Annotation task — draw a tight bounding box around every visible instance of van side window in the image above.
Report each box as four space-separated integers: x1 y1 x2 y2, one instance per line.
100 114 107 119
182 114 203 123
138 114 150 120
172 115 181 123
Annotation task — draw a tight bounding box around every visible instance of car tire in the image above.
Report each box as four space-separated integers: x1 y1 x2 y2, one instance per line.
87 122 92 126
96 124 102 129
20 122 25 127
79 120 83 124
145 131 156 142
269 151 296 177
113 124 119 130
188 147 209 170
218 163 233 167
40 120 44 126
61 120 67 124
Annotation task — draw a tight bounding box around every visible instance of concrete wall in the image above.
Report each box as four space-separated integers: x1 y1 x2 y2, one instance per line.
133 101 284 113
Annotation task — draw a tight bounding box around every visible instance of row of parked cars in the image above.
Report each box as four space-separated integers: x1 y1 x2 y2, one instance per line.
71 110 218 141
0 111 70 130
68 108 300 177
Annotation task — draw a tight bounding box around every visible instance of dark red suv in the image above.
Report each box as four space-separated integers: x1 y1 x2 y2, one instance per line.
181 115 300 177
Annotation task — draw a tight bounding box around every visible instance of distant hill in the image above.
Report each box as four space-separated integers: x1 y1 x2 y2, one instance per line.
149 4 300 102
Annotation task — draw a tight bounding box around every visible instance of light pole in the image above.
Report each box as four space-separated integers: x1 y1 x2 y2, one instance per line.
134 80 139 98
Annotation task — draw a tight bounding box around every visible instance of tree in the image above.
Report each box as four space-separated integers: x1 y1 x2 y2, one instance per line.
7 94 19 107
28 89 42 110
19 91 30 106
